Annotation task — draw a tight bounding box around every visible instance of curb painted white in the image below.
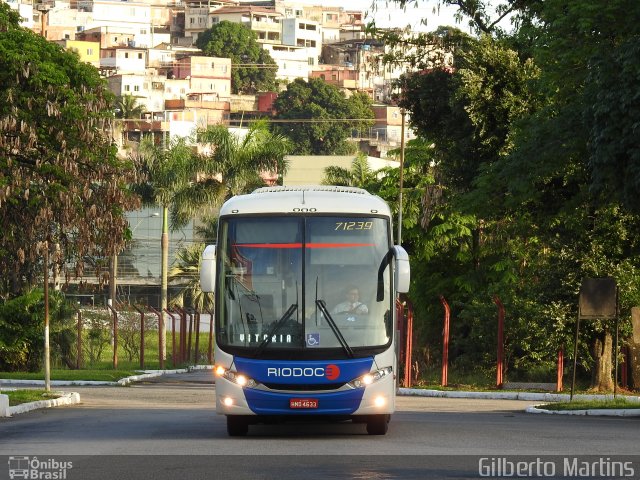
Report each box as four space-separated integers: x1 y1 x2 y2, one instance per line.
0 392 80 418
398 388 640 417
526 405 640 416
0 366 212 417
0 365 215 387
0 394 8 417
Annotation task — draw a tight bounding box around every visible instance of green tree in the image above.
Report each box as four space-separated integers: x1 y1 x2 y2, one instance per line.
115 94 145 119
196 21 277 94
0 3 139 297
322 153 377 188
197 120 291 200
169 243 213 311
273 78 374 155
131 136 223 356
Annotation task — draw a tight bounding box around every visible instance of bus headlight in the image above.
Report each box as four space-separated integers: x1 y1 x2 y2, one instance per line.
214 366 258 389
347 367 392 389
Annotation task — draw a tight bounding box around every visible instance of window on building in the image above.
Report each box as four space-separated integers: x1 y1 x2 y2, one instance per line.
124 52 129 58
138 53 143 59
308 57 314 65
124 85 130 91
190 17 195 24
87 48 93 55
134 85 140 92
140 29 147 34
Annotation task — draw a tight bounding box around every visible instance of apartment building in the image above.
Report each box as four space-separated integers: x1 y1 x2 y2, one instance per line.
55 39 101 66
210 6 282 44
183 0 236 44
281 17 320 67
262 43 310 83
173 55 232 101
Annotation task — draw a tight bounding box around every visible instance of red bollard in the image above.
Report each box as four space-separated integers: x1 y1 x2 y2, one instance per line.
621 346 628 389
556 349 564 392
194 311 201 365
492 295 505 388
133 305 145 369
148 306 165 369
440 295 450 387
163 308 178 367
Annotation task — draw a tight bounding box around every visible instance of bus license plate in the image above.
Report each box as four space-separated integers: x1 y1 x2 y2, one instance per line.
290 398 318 409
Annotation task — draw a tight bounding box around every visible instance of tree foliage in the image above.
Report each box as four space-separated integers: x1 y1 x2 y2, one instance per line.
273 78 374 155
196 21 277 94
0 3 139 297
115 94 145 119
369 0 640 389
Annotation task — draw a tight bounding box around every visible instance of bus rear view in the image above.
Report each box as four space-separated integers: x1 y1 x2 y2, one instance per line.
200 186 410 436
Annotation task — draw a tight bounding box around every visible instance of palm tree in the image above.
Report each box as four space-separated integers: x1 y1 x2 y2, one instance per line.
322 152 377 188
169 243 213 311
115 94 144 119
131 136 223 358
197 120 292 200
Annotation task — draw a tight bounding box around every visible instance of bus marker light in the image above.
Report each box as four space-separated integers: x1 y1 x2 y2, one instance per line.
374 396 386 407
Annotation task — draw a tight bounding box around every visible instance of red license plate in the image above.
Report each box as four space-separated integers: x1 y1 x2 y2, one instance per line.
290 398 318 409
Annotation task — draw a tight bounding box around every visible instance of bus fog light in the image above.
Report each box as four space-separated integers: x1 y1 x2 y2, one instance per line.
223 397 234 406
374 396 386 407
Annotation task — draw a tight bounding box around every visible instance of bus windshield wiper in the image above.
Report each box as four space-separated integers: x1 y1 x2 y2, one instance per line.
316 300 354 358
253 303 298 357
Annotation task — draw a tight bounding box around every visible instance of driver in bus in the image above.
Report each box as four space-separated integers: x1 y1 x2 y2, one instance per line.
331 286 369 321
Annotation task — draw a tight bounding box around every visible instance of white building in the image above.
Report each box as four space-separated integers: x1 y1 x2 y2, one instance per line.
281 17 321 67
262 43 311 83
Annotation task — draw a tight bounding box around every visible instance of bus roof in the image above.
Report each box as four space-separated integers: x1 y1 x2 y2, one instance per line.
219 185 392 217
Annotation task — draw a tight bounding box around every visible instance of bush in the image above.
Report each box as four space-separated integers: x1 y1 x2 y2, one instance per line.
0 290 76 372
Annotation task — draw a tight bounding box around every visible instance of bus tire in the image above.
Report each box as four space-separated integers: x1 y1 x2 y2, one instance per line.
366 414 390 435
227 416 249 437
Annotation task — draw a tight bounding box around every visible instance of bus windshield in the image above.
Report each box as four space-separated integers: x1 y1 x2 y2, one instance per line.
217 215 392 357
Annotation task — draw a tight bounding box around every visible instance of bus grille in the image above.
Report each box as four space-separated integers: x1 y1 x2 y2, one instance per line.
262 382 346 391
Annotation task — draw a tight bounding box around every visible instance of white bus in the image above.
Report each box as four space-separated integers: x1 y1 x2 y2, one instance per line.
200 186 410 436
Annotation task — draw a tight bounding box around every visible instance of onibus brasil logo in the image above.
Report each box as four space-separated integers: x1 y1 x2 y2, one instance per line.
8 456 73 479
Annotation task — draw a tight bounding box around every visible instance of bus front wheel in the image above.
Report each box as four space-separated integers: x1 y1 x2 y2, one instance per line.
366 414 390 435
227 416 249 437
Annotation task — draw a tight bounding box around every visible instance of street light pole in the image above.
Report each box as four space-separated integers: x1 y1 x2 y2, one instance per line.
397 105 405 246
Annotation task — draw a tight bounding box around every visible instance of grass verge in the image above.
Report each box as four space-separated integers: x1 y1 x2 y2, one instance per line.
0 369 141 382
3 389 61 407
540 398 640 411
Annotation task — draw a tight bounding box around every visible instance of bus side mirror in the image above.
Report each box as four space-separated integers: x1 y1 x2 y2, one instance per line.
393 245 410 293
200 245 216 293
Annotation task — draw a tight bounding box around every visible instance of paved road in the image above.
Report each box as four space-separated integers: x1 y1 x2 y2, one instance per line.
1 370 638 479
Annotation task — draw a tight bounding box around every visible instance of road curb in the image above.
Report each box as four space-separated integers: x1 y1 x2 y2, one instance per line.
398 388 640 416
0 365 214 387
0 391 81 418
525 405 640 416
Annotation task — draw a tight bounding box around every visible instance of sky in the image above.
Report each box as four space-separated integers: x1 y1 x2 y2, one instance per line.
305 0 466 33
361 0 463 32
